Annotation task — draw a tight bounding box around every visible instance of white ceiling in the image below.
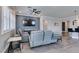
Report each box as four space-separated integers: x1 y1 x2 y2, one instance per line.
16 6 79 18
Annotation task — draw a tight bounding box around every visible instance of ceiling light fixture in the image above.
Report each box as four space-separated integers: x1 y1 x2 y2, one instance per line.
27 6 41 15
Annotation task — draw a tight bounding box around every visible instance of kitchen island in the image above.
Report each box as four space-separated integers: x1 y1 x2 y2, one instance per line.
68 28 79 39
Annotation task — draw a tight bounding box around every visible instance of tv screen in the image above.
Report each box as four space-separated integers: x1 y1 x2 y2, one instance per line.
23 19 36 26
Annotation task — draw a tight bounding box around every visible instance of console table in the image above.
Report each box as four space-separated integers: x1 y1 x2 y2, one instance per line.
8 37 22 53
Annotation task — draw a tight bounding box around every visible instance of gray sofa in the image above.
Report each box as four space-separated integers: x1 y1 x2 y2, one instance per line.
17 29 29 42
29 31 60 48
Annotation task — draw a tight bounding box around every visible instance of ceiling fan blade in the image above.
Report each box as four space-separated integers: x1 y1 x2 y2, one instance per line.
33 9 37 12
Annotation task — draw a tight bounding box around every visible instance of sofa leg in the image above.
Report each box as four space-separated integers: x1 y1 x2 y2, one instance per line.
57 39 59 43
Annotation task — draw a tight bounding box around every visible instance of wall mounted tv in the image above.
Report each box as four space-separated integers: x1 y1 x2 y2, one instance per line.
23 19 36 26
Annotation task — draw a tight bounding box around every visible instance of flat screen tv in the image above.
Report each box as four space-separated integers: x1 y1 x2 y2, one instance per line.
23 19 36 26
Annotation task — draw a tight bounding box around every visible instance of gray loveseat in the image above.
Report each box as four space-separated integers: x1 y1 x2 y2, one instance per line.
29 31 60 48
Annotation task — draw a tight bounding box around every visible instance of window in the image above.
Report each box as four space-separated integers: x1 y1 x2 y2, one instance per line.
1 6 15 34
2 7 10 34
9 9 15 30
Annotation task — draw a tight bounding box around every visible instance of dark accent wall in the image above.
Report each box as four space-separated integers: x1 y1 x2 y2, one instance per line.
16 15 40 31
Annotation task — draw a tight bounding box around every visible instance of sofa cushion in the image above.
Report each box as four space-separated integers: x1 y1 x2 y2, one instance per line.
29 31 43 47
52 32 54 37
43 31 53 44
44 31 52 40
29 31 58 48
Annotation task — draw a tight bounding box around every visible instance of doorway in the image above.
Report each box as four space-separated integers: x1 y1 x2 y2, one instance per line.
62 21 69 36
62 22 65 32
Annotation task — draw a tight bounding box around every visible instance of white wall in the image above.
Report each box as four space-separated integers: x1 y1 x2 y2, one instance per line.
40 16 43 30
65 15 79 29
40 16 62 35
40 15 79 35
48 19 62 34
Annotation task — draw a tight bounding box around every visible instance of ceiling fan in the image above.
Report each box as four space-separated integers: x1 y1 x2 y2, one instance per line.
28 6 41 15
33 9 41 14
